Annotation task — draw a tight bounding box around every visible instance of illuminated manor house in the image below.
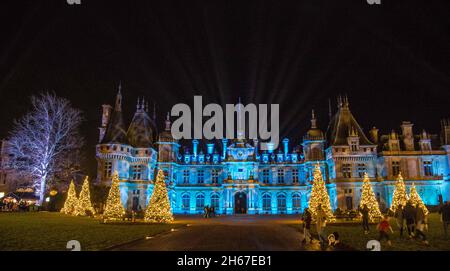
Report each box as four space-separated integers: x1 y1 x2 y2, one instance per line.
95 89 450 215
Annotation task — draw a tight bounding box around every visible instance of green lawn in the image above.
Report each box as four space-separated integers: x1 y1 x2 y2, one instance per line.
0 212 184 251
293 213 450 251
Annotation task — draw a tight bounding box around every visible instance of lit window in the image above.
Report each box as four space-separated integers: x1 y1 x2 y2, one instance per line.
196 193 205 210
292 193 301 210
262 193 271 211
277 168 285 184
392 161 400 176
182 194 190 210
197 170 204 184
357 163 366 178
262 169 270 184
212 169 219 184
423 161 433 176
104 161 112 178
277 193 286 211
211 194 220 209
183 170 189 184
292 169 299 184
132 165 142 180
342 163 352 178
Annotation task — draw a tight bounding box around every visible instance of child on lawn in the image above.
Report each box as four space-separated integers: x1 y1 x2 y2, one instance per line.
377 215 394 247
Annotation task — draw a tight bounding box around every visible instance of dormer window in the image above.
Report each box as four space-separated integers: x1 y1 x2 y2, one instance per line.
350 142 358 152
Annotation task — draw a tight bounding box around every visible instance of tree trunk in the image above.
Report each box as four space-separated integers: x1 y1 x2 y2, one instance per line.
38 175 47 206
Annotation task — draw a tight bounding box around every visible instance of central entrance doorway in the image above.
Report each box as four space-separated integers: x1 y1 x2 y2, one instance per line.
234 192 247 214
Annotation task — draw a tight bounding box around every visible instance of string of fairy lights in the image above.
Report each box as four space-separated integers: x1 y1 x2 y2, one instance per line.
60 166 429 223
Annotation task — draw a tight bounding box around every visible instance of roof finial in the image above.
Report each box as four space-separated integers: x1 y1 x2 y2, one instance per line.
115 82 122 112
328 98 332 121
153 102 156 120
311 109 317 129
237 97 243 140
337 95 343 108
136 97 141 110
141 97 145 111
343 94 349 108
165 112 171 131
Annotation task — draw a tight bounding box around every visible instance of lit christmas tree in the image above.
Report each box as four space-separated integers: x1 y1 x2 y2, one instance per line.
390 172 409 212
75 176 96 216
103 171 125 221
409 183 429 216
60 180 78 215
308 164 334 221
359 173 382 221
144 169 174 223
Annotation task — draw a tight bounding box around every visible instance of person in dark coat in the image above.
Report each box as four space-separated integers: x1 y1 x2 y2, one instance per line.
403 201 416 238
415 206 429 245
394 204 405 237
439 202 450 237
360 204 370 234
204 205 209 218
301 208 312 244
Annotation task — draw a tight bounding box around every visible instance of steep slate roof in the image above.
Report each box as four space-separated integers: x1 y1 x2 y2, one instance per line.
127 99 155 148
326 97 373 146
101 90 128 144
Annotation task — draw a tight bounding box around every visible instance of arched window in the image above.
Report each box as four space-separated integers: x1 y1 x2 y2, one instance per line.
292 193 301 211
211 194 220 209
262 193 271 211
181 194 190 210
196 193 205 210
277 193 286 212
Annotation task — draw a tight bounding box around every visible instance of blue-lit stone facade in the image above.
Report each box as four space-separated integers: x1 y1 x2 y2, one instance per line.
96 91 450 214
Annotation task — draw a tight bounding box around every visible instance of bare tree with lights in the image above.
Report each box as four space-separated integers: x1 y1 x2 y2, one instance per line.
7 93 83 205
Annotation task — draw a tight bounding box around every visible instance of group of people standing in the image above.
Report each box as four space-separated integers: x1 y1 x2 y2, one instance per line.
301 204 329 250
300 201 450 250
393 202 428 243
203 205 216 218
0 199 34 212
362 201 429 247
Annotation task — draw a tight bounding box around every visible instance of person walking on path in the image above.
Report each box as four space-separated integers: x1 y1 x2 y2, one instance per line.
394 204 405 237
414 205 429 245
316 204 327 249
404 201 416 238
439 202 450 237
377 215 394 247
301 207 313 245
360 204 370 234
204 205 209 218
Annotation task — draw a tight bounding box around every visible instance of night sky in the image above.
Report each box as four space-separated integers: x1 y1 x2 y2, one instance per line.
0 0 449 176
